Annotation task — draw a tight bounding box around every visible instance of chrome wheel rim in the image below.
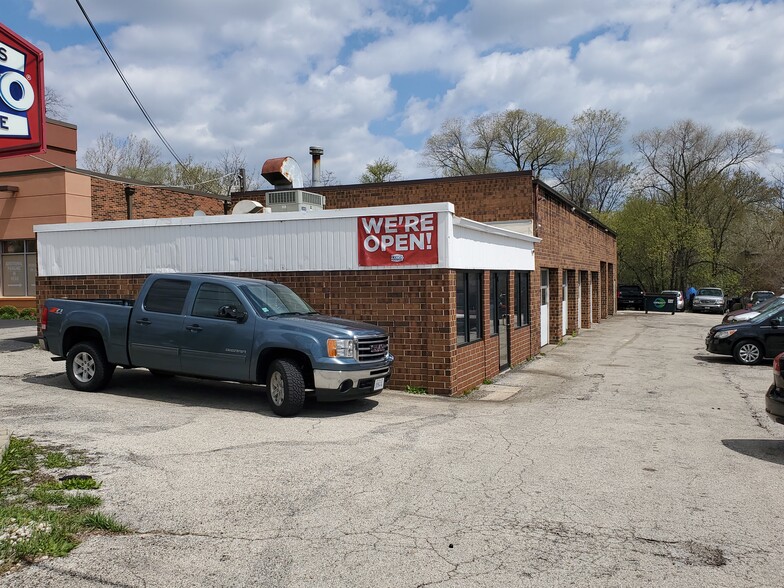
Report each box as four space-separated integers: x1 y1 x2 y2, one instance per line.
73 352 96 382
270 371 285 406
739 344 760 364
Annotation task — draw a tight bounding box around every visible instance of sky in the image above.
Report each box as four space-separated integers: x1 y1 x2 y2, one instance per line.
4 0 784 188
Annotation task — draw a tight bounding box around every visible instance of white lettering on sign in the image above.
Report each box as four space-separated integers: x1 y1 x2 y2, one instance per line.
0 41 32 137
358 212 438 266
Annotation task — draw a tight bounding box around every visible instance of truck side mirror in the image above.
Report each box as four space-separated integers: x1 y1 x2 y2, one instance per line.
218 305 247 322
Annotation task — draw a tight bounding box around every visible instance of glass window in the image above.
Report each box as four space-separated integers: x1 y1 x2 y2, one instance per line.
457 271 482 344
191 283 244 319
0 239 37 297
516 272 530 327
143 279 191 314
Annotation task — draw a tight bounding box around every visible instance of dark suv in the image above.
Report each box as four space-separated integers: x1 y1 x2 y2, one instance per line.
618 284 645 311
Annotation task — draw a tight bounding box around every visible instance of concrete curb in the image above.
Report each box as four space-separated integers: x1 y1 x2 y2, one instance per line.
0 428 9 457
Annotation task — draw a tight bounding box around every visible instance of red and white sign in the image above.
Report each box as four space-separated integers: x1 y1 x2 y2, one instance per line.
358 212 438 266
0 23 45 159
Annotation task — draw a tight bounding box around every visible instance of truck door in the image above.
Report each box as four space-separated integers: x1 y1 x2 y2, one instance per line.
179 282 254 381
128 278 191 372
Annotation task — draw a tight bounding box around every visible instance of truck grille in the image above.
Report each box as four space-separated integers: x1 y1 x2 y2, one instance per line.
357 335 389 362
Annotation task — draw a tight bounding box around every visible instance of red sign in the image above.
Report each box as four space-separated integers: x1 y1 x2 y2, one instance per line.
0 23 45 159
358 212 438 266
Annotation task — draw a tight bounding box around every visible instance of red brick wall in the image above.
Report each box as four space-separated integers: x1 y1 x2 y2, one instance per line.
91 177 225 221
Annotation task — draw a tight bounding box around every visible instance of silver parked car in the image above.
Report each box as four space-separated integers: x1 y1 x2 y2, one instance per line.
692 287 725 314
661 290 685 312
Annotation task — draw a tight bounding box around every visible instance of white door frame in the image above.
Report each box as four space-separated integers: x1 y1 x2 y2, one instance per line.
540 269 549 347
562 270 568 337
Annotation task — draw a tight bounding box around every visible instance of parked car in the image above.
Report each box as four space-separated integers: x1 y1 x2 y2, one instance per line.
723 294 784 324
692 287 725 314
617 284 645 311
705 304 784 365
660 290 685 311
750 290 775 307
41 273 394 416
766 352 784 425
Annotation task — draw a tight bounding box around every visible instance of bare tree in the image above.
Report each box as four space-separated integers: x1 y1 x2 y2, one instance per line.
555 108 635 211
44 87 70 120
421 117 499 176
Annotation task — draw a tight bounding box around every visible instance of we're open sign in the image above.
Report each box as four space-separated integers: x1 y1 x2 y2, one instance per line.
357 212 438 267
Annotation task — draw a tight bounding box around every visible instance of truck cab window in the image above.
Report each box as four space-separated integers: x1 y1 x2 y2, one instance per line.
192 283 245 319
143 279 191 314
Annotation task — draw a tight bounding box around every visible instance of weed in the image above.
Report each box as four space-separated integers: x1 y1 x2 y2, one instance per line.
405 385 427 394
44 452 85 470
60 477 100 491
0 436 127 573
482 378 493 385
81 512 128 533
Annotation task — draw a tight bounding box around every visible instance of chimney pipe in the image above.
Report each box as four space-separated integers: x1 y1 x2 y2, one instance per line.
309 146 324 187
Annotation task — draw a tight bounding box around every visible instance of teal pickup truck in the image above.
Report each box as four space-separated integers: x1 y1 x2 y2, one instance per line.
41 274 393 416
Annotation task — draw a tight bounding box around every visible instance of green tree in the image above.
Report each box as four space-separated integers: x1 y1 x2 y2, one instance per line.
359 157 402 183
632 119 770 290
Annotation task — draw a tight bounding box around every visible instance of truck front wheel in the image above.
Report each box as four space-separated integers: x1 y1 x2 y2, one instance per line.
66 342 115 392
266 359 306 417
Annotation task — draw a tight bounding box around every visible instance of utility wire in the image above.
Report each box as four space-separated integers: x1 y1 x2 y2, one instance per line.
74 0 188 171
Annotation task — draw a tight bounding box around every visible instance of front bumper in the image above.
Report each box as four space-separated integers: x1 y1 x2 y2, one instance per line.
705 335 734 356
313 357 394 402
766 384 784 425
693 301 724 313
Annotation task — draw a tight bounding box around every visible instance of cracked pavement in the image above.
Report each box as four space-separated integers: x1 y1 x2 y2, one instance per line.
1 312 783 587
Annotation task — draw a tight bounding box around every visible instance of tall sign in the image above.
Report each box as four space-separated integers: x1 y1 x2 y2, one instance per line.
0 23 45 159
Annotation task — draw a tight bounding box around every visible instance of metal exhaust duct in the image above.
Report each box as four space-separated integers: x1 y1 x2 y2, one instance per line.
309 146 324 187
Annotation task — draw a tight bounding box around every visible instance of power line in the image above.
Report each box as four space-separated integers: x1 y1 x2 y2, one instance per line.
74 0 188 171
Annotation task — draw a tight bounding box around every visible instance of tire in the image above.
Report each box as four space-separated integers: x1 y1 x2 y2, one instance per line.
66 341 115 392
733 340 763 366
266 359 306 417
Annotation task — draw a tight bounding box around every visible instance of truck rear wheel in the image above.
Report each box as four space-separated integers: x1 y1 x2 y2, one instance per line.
266 359 305 417
66 342 115 392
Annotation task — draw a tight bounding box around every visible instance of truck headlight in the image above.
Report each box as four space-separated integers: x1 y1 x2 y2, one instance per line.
715 329 736 339
327 338 356 359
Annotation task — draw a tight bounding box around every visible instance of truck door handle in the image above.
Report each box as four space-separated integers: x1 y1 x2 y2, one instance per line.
136 318 151 326
186 324 203 333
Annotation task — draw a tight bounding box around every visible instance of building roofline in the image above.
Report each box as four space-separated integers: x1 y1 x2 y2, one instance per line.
533 179 616 238
0 165 227 201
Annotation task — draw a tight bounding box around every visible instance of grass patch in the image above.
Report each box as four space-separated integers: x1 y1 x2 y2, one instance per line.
0 437 127 573
405 385 427 395
482 378 493 385
44 452 86 470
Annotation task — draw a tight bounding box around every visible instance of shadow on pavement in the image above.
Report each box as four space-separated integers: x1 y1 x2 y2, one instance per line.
722 438 784 466
693 355 772 366
23 368 379 418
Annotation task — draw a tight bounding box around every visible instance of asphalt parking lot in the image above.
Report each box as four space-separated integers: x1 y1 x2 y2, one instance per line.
2 311 783 587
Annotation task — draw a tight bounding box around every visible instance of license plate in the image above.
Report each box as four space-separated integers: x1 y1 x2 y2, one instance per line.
374 377 384 391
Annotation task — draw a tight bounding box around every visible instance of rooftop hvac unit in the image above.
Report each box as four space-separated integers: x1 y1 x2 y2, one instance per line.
265 190 325 212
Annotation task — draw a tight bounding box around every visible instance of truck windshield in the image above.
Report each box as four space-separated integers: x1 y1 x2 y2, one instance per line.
240 283 316 318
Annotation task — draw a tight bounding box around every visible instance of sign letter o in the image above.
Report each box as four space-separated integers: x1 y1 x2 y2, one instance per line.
0 71 35 112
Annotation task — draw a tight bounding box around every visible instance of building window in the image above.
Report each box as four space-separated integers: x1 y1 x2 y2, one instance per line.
0 240 37 297
457 271 482 345
515 271 530 327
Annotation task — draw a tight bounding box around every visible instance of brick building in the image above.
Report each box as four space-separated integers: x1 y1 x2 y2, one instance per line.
0 119 227 308
236 172 618 360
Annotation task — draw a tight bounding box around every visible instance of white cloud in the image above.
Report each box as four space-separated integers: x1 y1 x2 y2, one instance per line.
13 0 784 184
